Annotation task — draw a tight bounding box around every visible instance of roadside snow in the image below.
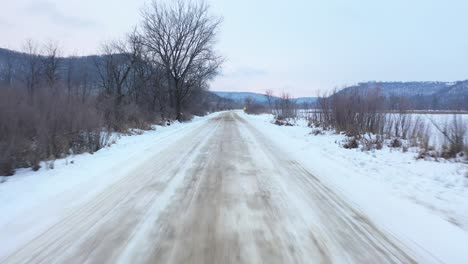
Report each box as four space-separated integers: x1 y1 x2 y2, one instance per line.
240 111 468 264
0 112 223 258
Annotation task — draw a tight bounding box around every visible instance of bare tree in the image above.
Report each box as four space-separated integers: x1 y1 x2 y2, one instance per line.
141 0 223 120
41 42 61 91
278 92 297 120
125 30 154 106
148 66 170 118
265 89 274 114
97 41 134 102
65 54 76 98
20 40 42 100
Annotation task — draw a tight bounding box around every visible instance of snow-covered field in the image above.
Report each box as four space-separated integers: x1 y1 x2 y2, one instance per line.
240 111 468 263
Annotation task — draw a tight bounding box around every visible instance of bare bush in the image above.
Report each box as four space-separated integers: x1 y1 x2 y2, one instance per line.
0 87 103 175
343 138 359 149
390 138 402 148
244 97 268 115
311 129 323 136
275 92 297 120
312 87 468 160
315 88 386 141
392 112 411 139
426 114 467 158
412 118 431 153
446 115 467 157
274 119 294 126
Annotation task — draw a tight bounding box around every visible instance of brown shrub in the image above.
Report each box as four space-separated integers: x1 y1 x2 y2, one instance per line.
390 138 402 148
0 87 103 175
311 129 323 136
274 119 294 126
244 104 269 115
343 138 359 149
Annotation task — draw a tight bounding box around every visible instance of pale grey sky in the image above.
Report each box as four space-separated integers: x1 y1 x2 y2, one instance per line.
1 0 468 96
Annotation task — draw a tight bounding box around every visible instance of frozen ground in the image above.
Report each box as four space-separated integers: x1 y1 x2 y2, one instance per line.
0 111 467 263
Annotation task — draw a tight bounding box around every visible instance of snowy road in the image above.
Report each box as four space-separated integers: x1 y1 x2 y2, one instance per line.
1 112 418 263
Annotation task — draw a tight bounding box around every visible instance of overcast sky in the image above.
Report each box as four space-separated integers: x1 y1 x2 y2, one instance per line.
1 0 468 96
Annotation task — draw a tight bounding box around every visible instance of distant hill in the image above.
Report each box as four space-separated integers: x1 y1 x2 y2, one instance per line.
0 47 239 110
295 97 318 105
337 81 468 110
342 81 453 96
212 91 317 105
212 91 270 103
2 47 466 110
213 82 467 110
0 47 104 86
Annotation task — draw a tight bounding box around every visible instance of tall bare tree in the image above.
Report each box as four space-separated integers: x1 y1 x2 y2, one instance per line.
20 40 41 100
41 42 61 91
97 40 137 104
265 89 274 114
141 0 223 120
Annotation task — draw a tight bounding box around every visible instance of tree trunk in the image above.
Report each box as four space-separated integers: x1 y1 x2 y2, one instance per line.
175 97 182 121
174 79 183 121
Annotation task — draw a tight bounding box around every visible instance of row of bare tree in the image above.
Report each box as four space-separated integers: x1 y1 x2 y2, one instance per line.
0 0 224 176
314 88 386 136
244 90 299 121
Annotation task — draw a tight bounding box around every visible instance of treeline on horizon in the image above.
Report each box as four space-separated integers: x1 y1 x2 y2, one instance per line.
242 81 468 113
0 0 234 176
340 81 468 111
